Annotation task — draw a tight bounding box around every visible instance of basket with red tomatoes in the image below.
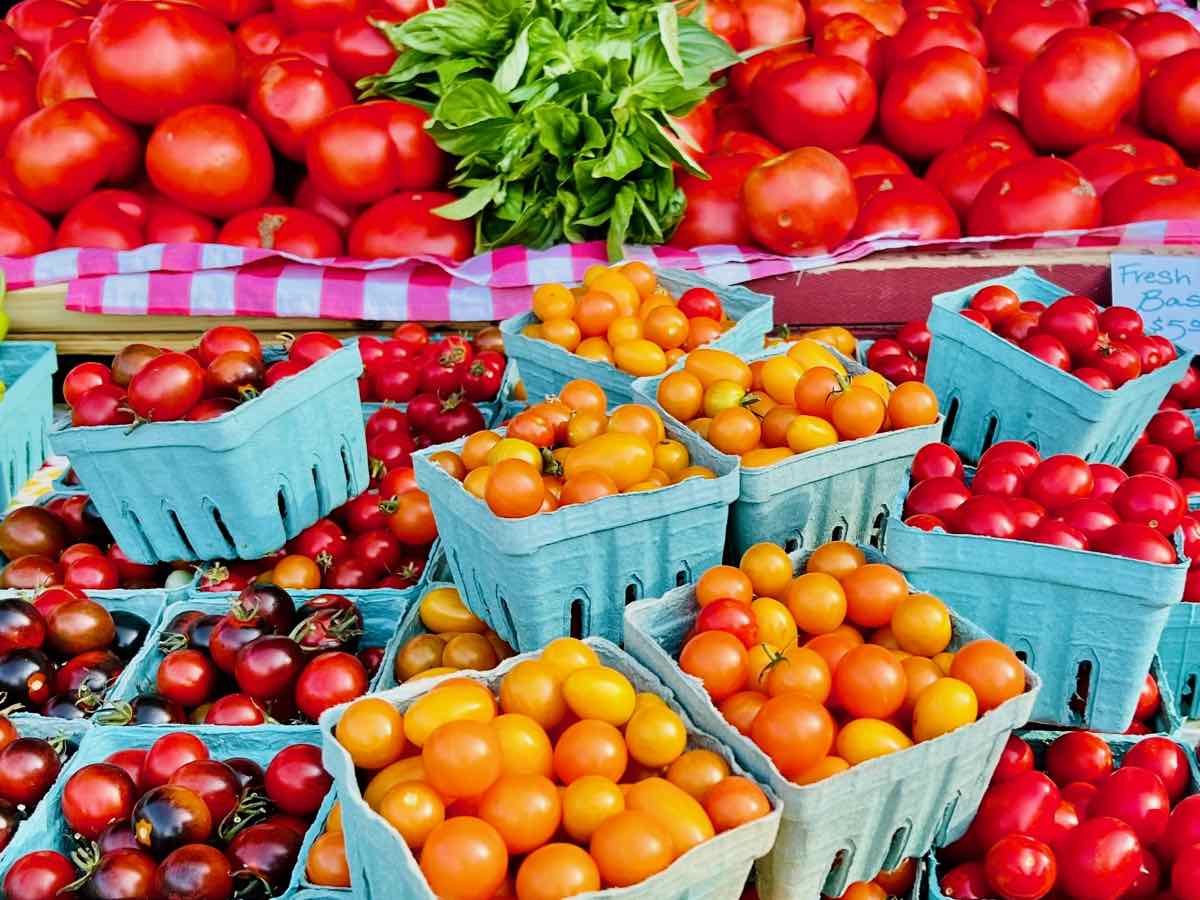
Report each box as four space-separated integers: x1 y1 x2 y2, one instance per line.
634 338 942 557
0 724 334 899
103 583 415 728
0 341 56 511
623 539 1039 900
500 264 773 407
319 636 781 899
885 439 1189 732
926 729 1200 900
412 381 737 652
0 712 87 858
925 268 1193 465
50 331 369 566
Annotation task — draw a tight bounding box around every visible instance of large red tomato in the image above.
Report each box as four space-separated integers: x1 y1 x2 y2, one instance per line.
0 193 53 255
330 12 400 84
880 46 988 160
5 98 140 214
45 15 89 56
1142 49 1200 156
742 147 858 254
145 195 217 243
851 173 961 239
85 0 239 125
670 153 759 248
925 137 1033 217
234 12 284 58
294 176 360 231
306 101 446 206
888 10 987 67
35 40 94 108
741 0 807 46
706 0 748 49
0 59 34 149
1056 817 1142 900
4 0 81 68
274 0 366 31
218 206 344 257
55 190 150 250
347 192 473 260
1121 11 1200 75
813 13 886 82
966 157 1100 235
981 0 1088 64
809 0 905 35
835 144 912 178
146 104 274 218
750 56 877 150
246 56 353 161
987 63 1022 117
1067 138 1183 196
193 0 269 24
277 29 333 68
1017 27 1139 152
1102 167 1200 225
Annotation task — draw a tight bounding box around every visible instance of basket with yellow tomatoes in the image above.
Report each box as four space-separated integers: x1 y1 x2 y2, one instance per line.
319 637 782 900
499 264 773 406
633 337 944 557
623 539 1040 900
411 380 738 652
378 583 516 690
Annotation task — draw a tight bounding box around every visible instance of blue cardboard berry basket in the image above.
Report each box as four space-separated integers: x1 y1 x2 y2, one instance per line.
0 342 56 511
319 636 782 899
360 354 520 429
883 476 1187 733
48 341 369 565
633 343 942 559
1154 601 1200 719
0 723 330 895
499 269 773 406
623 544 1040 900
412 417 738 652
925 267 1193 464
106 587 418 719
922 730 1200 900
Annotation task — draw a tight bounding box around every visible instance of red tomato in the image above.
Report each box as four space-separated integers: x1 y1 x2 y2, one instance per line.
888 10 987 68
904 475 972 519
35 40 94 108
742 147 858 254
348 191 473 261
1089 766 1169 845
275 0 365 29
925 137 1033 218
1023 455 1093 512
984 835 1056 900
954 494 1019 538
1142 49 1200 156
234 12 284 58
741 0 807 45
670 154 759 248
695 598 759 648
1056 817 1141 900
5 0 83 68
850 173 961 239
277 28 332 67
1017 26 1139 152
85 0 239 125
1122 12 1200 76
218 206 344 258
0 61 34 152
716 131 782 161
145 195 218 243
940 861 991 898
809 0 905 36
750 56 877 151
330 11 400 83
1102 167 1200 226
0 193 53 256
972 461 1024 497
246 57 353 161
1123 736 1189 802
294 176 360 232
55 190 149 250
993 735 1035 783
706 0 748 49
880 46 988 160
1111 473 1185 535
146 104 274 219
6 98 140 215
981 0 1088 65
1057 498 1120 542
1045 731 1113 788
972 770 1061 850
194 0 269 24
987 63 1022 117
813 12 887 82
669 96 716 155
1067 138 1183 197
912 443 965 481
966 157 1100 236
1173 845 1200 900
836 144 912 179
1040 295 1100 354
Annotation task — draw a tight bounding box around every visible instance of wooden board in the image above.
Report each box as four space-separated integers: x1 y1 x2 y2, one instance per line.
7 245 1200 351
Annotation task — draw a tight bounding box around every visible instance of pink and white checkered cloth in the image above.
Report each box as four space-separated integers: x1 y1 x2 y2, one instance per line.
4 220 1199 322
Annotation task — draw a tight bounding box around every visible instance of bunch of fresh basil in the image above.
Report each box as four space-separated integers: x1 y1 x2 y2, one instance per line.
363 0 741 259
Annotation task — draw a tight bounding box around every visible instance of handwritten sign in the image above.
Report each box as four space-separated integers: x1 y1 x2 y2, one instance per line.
1111 253 1200 351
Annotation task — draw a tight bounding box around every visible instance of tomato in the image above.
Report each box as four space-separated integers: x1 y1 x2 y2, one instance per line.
265 743 330 817
1068 138 1183 197
5 0 80 68
1112 473 1185 535
147 104 274 219
926 137 1033 218
348 191 474 261
168 758 241 827
1057 817 1141 900
832 643 906 717
1142 48 1200 155
517 843 601 900
670 154 758 248
218 206 343 258
246 57 352 161
940 861 990 899
1090 765 1169 844
967 156 1100 236
1123 736 1189 801
0 193 53 256
696 597 758 647
405 680 496 746
743 147 857 254
679 631 749 702
880 47 988 160
751 56 877 151
330 12 399 83
811 13 883 81
750 693 834 776
43 42 94 112
6 99 139 215
3 851 77 900
982 0 1087 64
1044 731 1112 786
1123 12 1200 76
234 11 284 57
62 762 137 841
890 10 987 68
85 1 238 125
155 843 234 898
1018 26 1139 153
984 834 1057 900
561 774 624 841
295 651 367 721
589 810 674 888
142 732 209 791
970 770 1060 851
1102 167 1200 225
554 719 627 784
949 639 1024 712
836 144 911 180
991 735 1035 784
841 562 907 628
1092 521 1177 563
126 351 205 421
809 0 905 35
850 174 961 239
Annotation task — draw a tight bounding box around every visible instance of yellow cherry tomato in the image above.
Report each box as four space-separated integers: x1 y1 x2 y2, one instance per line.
589 271 641 317
533 283 575 321
740 541 795 597
563 433 654 490
761 355 805 405
742 447 793 467
486 437 543 470
562 665 636 726
492 713 554 777
336 697 406 770
614 339 668 376
540 638 599 681
463 466 490 499
932 652 955 675
851 371 891 405
562 775 625 842
752 597 798 650
607 316 643 346
835 719 913 765
786 415 839 454
676 464 716 481
891 593 952 657
420 587 487 634
787 339 847 375
522 323 543 339
583 265 609 286
542 317 582 351
685 348 752 390
791 755 850 785
363 756 426 810
912 678 979 742
633 691 668 714
404 681 496 746
624 777 715 855
577 337 614 363
499 660 567 731
703 379 747 417
625 703 688 769
654 439 690 479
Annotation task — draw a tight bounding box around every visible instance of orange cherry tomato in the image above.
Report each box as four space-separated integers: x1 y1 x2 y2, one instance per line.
793 366 843 417
462 431 501 470
762 405 801 448
837 882 888 900
566 409 608 446
841 563 908 628
507 411 557 449
499 660 566 731
666 749 731 801
620 261 658 298
607 315 644 346
832 644 907 719
644 305 690 349
785 572 847 635
949 639 1026 712
429 450 466 480
830 386 886 439
379 781 445 849
420 817 508 900
875 858 918 896
708 406 763 455
485 458 546 519
561 774 625 842
805 541 866 580
515 843 601 900
624 777 715 855
422 719 503 799
273 554 321 589
703 775 771 833
559 470 620 506
589 810 675 888
363 756 426 810
679 631 749 702
532 283 575 321
306 832 350 886
739 542 794 598
657 370 705 422
696 565 753 607
542 317 582 352
804 632 860 677
750 693 835 777
791 755 851 785
888 381 939 429
899 655 943 720
589 272 640 317
335 697 406 770
553 720 628 784
479 773 562 854
559 379 607 415
575 290 621 337
720 690 769 735
685 315 725 350
764 645 832 703
607 405 665 444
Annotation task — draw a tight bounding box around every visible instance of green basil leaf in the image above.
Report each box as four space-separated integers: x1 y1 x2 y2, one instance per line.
676 17 741 85
493 23 531 93
534 105 579 157
397 0 508 55
434 181 503 220
434 79 513 126
657 4 684 77
607 183 637 261
593 132 644 180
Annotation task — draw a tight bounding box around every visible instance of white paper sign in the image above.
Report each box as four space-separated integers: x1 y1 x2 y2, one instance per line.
1111 253 1200 351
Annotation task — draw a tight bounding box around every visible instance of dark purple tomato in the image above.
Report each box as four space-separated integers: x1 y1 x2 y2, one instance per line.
0 798 19 852
81 848 158 900
203 693 268 726
109 610 151 661
0 648 54 707
223 757 264 791
41 694 90 721
0 598 45 654
208 613 271 674
55 649 124 697
226 822 304 893
233 584 296 633
152 843 233 900
96 820 140 854
234 635 305 700
0 736 62 806
132 785 214 855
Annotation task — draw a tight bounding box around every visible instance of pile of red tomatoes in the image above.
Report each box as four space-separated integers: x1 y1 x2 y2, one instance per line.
0 0 472 261
63 326 345 427
358 323 505 410
675 0 1200 256
902 440 1187 564
2 732 331 900
121 583 383 727
0 716 78 853
864 319 932 384
936 731 1197 900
